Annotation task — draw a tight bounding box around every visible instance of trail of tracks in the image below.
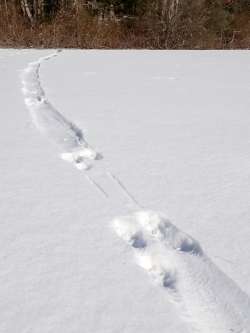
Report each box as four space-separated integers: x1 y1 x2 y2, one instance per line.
21 51 101 171
21 50 142 202
21 50 107 196
21 51 250 333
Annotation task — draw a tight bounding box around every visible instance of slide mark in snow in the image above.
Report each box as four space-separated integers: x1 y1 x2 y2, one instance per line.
21 52 135 199
112 211 250 333
21 51 102 171
107 171 143 209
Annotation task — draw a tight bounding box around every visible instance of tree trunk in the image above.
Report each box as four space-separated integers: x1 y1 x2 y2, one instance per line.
21 0 34 25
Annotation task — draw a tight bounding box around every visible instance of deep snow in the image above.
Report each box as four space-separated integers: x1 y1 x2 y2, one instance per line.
1 49 250 332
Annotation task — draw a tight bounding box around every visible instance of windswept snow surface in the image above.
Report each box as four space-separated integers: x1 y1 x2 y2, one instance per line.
1 49 250 333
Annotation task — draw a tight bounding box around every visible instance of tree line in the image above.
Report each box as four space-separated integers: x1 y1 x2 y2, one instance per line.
0 0 249 48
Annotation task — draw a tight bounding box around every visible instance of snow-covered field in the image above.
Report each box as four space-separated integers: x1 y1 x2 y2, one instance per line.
1 49 250 332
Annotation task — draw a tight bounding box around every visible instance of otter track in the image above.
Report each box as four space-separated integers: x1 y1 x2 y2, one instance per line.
112 211 250 333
